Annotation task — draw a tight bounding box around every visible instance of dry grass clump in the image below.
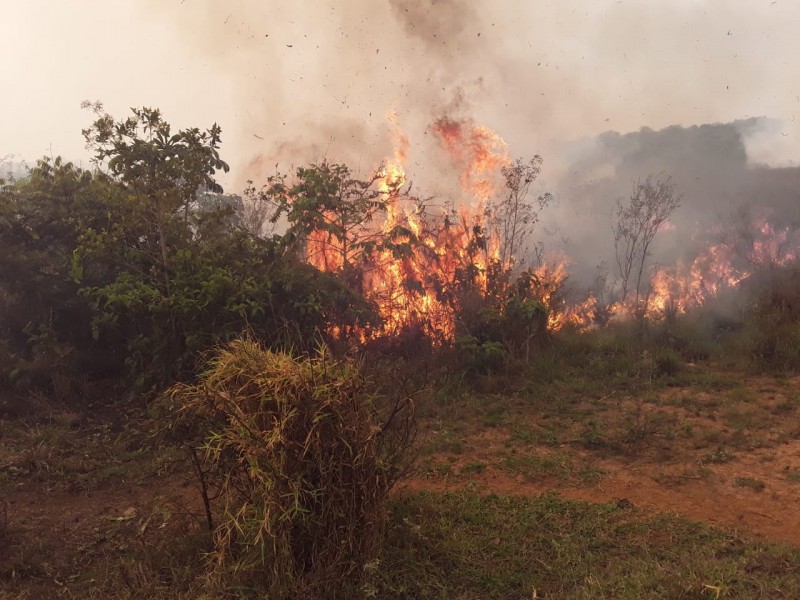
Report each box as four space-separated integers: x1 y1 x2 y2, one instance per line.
166 338 414 599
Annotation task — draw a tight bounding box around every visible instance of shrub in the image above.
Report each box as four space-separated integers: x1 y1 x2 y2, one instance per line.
740 266 800 372
650 317 715 362
653 347 683 377
455 335 507 375
164 338 414 598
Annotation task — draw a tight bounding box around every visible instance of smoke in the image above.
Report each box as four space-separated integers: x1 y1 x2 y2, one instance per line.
542 118 800 294
133 0 800 295
133 1 800 179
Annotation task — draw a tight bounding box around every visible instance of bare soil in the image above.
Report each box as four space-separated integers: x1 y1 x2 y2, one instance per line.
401 443 800 545
403 371 800 545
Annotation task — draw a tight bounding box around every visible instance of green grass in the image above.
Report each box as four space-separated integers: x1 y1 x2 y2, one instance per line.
502 450 603 486
376 491 800 599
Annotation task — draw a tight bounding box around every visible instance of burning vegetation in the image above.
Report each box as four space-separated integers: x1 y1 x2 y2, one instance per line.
252 114 566 350
250 114 800 350
5 105 800 394
5 105 800 600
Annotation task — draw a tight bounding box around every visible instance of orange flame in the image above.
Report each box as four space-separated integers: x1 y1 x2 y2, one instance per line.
431 116 511 203
297 115 800 342
642 218 800 320
299 114 530 343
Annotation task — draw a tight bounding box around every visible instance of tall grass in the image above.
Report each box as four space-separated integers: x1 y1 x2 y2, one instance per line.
165 338 414 599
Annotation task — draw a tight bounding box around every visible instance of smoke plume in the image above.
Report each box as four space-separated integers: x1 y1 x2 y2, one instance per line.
135 0 800 293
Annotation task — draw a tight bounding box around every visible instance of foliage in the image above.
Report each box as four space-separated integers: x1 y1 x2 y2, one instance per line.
163 338 414 598
433 157 553 363
455 335 507 374
0 107 386 395
254 161 394 274
613 175 682 315
487 155 552 268
740 265 800 372
249 161 408 341
0 158 115 391
73 108 381 389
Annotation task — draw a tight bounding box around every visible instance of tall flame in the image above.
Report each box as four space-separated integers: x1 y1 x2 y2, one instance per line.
299 113 537 343
431 116 511 204
296 114 800 342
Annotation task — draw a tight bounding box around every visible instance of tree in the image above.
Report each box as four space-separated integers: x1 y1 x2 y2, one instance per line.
75 108 378 388
613 175 682 315
0 158 117 391
251 161 408 342
76 105 243 386
82 103 229 299
487 156 552 269
256 161 394 275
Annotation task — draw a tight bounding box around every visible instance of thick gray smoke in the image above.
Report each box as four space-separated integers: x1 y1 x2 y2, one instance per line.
542 118 800 293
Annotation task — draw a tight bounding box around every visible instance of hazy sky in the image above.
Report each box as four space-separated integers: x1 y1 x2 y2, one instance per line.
3 0 799 189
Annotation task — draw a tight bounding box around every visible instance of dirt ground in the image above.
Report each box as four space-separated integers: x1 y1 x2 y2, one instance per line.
3 367 800 595
402 371 800 546
401 440 800 546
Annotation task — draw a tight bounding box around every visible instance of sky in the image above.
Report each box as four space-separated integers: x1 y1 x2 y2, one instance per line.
2 0 799 190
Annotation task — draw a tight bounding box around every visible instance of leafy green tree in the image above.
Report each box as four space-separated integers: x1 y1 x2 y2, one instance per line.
81 103 229 297
73 104 244 384
0 158 115 391
75 107 379 388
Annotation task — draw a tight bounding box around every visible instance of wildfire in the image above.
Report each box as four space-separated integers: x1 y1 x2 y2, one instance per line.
298 113 555 343
431 116 511 203
643 218 800 320
295 114 800 344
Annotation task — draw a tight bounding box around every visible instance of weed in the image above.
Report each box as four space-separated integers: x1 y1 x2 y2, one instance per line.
654 348 683 377
733 477 766 492
376 491 800 599
163 338 415 598
418 461 454 479
482 402 507 427
461 461 488 475
785 469 800 484
580 418 607 448
704 447 734 464
721 402 771 433
618 402 677 450
773 395 800 415
727 386 757 404
503 450 602 485
423 429 464 455
510 423 559 446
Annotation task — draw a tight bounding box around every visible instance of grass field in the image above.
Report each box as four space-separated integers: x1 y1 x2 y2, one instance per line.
3 337 800 598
